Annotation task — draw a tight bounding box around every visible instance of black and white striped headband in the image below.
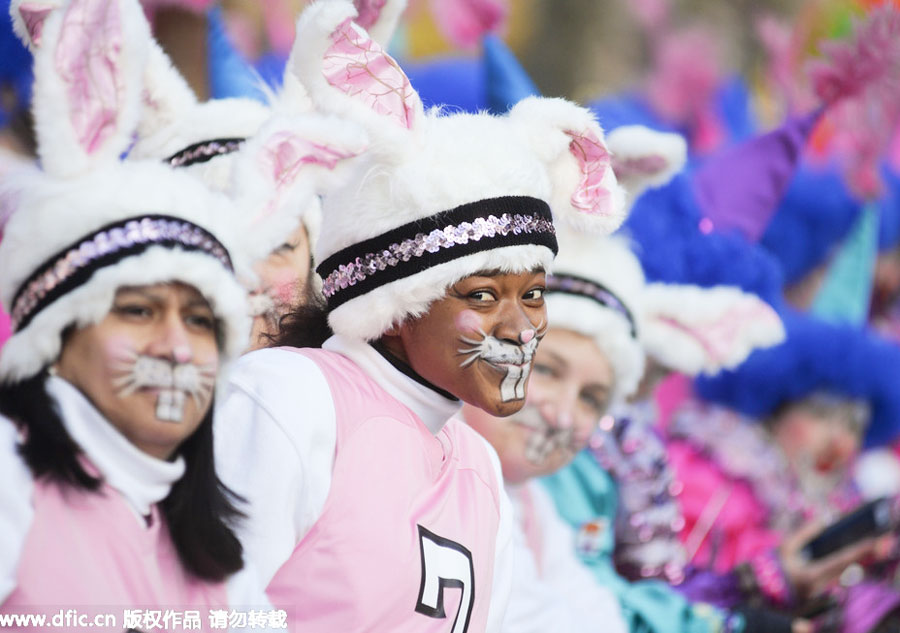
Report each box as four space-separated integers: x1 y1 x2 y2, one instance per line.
11 215 233 332
316 196 558 311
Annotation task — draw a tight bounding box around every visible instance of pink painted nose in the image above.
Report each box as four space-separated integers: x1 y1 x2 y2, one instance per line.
519 329 535 344
172 344 193 364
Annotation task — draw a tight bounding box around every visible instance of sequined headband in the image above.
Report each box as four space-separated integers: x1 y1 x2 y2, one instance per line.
317 196 558 310
165 137 246 168
546 273 637 338
11 215 233 333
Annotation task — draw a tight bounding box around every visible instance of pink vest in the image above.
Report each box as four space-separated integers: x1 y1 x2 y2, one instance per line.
2 475 228 632
266 348 501 633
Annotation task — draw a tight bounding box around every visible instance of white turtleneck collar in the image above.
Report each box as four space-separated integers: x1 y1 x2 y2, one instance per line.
46 376 186 518
323 335 462 435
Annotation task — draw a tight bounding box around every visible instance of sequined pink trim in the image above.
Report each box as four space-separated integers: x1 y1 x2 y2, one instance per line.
567 127 614 216
322 18 416 130
321 212 553 298
55 0 123 155
11 217 231 331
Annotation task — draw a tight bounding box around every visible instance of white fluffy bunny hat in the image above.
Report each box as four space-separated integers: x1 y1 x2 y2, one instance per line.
0 0 250 383
547 127 785 405
10 0 401 275
291 0 627 342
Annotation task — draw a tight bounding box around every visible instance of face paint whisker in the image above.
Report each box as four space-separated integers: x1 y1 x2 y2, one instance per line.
110 353 217 423
459 352 482 368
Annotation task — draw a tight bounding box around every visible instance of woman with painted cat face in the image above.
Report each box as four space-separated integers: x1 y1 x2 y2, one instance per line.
212 3 627 631
0 0 279 625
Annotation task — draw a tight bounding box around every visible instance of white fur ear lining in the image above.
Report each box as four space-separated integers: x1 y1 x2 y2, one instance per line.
640 283 786 376
136 41 201 147
230 113 369 263
606 125 687 209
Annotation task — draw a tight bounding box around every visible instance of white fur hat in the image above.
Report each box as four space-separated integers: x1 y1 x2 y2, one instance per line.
547 232 647 406
0 0 249 383
291 0 627 341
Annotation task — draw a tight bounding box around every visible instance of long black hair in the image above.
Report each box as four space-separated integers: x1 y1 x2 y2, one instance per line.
0 369 244 582
269 272 333 349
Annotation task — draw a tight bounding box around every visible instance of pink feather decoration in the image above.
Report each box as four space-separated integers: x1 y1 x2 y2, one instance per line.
807 6 900 105
807 6 900 198
428 0 508 49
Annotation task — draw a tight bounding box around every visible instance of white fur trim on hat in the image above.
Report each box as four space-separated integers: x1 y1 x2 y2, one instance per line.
0 0 252 383
546 294 645 406
0 162 251 381
546 232 646 404
0 246 249 382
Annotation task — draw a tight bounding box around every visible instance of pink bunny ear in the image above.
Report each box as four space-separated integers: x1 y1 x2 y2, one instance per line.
606 125 687 209
322 17 416 130
566 127 615 217
30 0 150 177
641 284 786 376
509 96 627 235
232 113 369 262
290 1 423 142
252 128 365 224
14 1 57 48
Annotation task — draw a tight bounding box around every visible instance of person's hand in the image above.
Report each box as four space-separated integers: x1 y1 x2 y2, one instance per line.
779 520 881 600
792 618 813 633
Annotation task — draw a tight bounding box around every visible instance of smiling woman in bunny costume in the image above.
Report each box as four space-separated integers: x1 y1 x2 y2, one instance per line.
0 0 292 629
212 1 626 631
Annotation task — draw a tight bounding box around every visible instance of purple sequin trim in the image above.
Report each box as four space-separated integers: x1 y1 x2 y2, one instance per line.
11 216 232 331
166 138 245 168
321 212 555 299
546 274 637 337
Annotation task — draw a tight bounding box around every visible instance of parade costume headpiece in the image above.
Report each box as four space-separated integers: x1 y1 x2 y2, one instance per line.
546 233 647 405
696 309 900 447
0 0 249 383
133 0 403 266
291 0 626 342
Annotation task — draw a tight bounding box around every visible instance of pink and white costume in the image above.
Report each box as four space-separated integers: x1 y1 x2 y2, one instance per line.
502 480 627 633
0 378 273 633
215 336 513 632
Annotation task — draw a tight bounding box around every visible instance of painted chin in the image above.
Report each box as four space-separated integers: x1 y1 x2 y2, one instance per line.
479 358 533 403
